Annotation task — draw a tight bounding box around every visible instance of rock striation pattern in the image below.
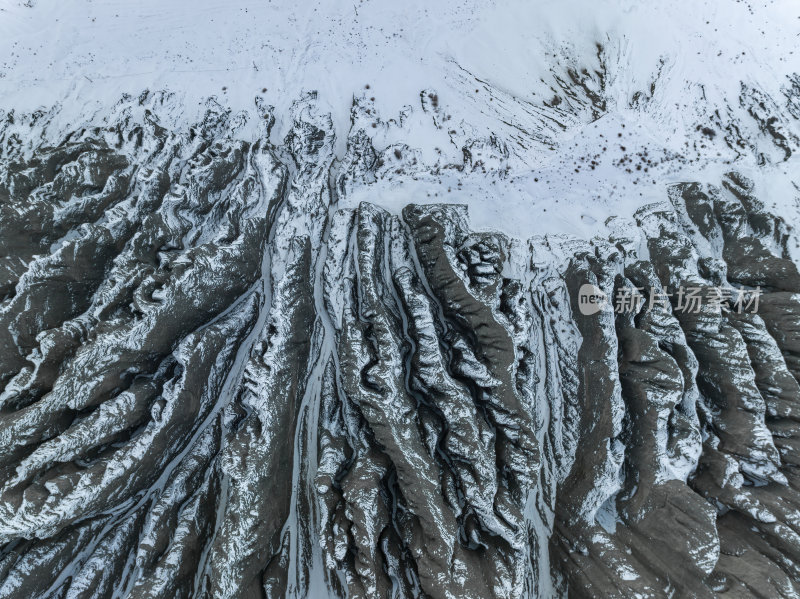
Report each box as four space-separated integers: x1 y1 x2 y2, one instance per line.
1 93 800 598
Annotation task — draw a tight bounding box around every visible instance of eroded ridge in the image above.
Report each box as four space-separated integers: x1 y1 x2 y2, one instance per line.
0 96 799 598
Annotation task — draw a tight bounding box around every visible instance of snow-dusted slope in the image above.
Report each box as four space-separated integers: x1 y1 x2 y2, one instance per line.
2 1 800 597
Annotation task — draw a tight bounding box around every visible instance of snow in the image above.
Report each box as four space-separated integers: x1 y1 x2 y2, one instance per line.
1 3 799 594
1 0 799 237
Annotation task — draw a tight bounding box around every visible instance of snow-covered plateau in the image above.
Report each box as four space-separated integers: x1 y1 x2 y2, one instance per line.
1 0 800 597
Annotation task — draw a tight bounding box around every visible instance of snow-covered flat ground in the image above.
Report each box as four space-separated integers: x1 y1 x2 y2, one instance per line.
1 0 799 238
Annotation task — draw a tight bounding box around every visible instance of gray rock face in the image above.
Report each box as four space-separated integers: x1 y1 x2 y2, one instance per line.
1 94 800 598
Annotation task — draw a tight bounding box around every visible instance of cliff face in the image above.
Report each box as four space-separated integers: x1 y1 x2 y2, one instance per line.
0 89 800 599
